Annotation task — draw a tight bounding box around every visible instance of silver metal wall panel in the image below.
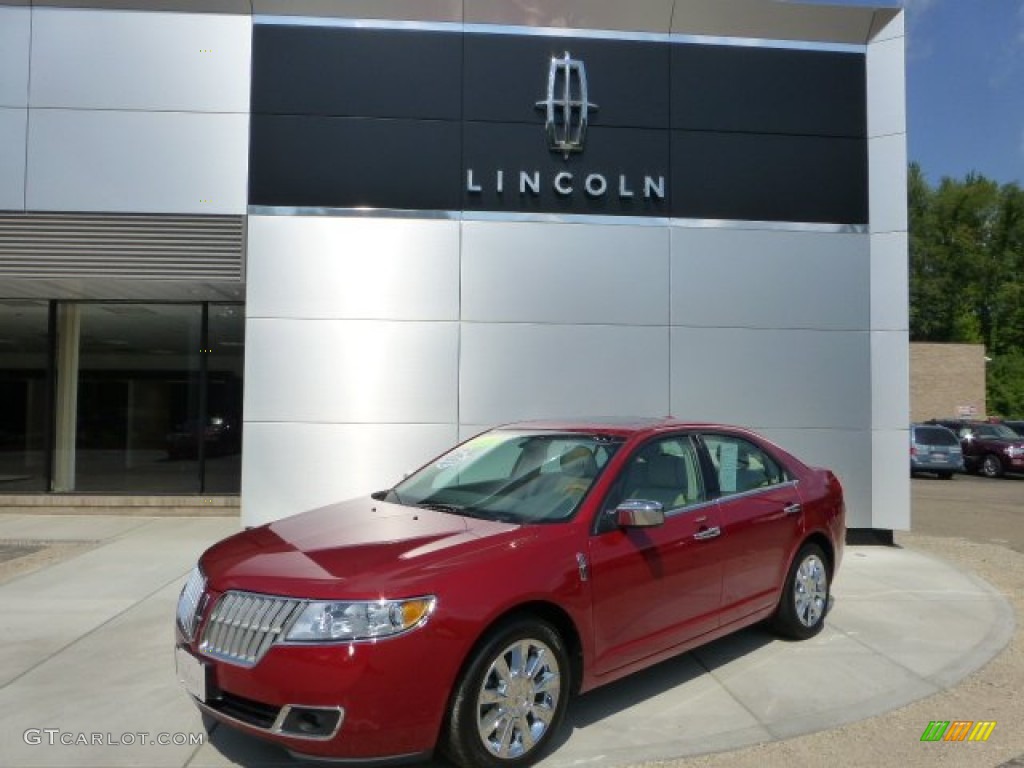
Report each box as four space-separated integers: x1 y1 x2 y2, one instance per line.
27 109 248 214
0 6 29 108
870 330 909 431
30 1 250 12
0 212 244 280
668 0 889 44
669 327 871 430
241 422 459 526
0 108 27 211
670 227 869 331
871 428 910 530
866 35 905 139
870 231 908 332
464 0 674 34
244 319 459 424
461 221 670 325
254 0 462 22
866 16 909 531
30 8 251 113
459 324 671 425
246 216 460 321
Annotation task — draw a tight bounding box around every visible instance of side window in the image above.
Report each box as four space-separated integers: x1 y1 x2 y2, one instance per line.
703 434 786 495
611 436 706 513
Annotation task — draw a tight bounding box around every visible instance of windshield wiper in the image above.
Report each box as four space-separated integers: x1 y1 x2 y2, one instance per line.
415 502 520 524
416 502 469 515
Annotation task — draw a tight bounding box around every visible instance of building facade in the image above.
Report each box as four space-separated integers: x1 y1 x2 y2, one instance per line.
0 0 908 531
910 343 987 422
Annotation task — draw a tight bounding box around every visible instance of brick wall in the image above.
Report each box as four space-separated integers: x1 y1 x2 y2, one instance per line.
910 343 986 422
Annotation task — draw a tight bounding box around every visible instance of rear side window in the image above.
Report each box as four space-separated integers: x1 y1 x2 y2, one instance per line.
914 427 959 446
702 434 787 495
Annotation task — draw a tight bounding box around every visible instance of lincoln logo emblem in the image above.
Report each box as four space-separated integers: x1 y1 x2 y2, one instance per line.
535 52 597 158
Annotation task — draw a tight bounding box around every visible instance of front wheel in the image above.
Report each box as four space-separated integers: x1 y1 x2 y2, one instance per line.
981 454 1004 478
771 543 830 640
443 617 569 768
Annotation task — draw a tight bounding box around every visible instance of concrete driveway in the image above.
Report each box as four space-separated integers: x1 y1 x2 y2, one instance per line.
0 511 1014 768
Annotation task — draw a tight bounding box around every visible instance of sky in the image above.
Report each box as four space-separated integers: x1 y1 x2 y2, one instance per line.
816 0 1024 187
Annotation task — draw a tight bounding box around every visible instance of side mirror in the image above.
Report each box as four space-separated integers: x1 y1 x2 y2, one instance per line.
615 499 665 528
370 490 388 501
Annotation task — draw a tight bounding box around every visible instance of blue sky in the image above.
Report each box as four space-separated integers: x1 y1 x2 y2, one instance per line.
817 0 1024 186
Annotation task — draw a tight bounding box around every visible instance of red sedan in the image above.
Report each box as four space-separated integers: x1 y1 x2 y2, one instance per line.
175 419 845 767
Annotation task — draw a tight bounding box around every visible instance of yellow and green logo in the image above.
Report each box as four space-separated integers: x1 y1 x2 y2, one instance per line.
920 721 996 742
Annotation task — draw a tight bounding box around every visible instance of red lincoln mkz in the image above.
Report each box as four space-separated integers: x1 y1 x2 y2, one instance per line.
175 418 845 767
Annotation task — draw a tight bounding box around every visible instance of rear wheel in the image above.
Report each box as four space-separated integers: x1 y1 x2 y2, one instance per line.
771 543 830 640
981 454 1004 478
443 617 569 768
939 471 954 480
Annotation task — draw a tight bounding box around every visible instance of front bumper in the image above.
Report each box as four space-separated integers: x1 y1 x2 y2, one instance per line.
174 623 457 762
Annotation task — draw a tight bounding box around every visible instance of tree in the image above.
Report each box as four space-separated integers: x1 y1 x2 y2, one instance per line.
908 164 1024 415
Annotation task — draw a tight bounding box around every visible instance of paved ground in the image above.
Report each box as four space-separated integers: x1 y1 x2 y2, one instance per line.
0 474 1019 768
661 474 1024 768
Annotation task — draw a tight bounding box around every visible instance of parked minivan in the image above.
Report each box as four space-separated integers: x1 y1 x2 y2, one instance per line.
910 423 964 479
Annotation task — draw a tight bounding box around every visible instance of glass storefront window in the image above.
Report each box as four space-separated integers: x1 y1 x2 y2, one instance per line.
57 304 204 493
204 304 244 493
0 300 51 492
0 300 244 495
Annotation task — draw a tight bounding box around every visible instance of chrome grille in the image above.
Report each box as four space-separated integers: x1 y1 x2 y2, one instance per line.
200 591 304 667
176 567 206 642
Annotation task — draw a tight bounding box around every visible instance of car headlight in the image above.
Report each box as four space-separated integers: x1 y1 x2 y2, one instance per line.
285 597 436 642
1006 446 1024 458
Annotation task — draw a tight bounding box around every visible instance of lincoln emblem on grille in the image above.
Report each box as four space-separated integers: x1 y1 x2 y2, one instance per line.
535 52 598 159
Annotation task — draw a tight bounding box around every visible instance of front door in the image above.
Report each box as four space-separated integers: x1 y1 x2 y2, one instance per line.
588 435 724 677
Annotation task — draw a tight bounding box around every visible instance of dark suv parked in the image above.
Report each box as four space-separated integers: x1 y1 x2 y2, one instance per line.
926 419 1024 478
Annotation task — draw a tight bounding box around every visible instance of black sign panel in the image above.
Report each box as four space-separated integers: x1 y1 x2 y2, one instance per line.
463 35 670 129
463 124 670 216
249 23 869 224
249 115 461 211
671 44 866 137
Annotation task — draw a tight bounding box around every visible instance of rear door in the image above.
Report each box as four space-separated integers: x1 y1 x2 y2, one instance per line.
699 432 804 628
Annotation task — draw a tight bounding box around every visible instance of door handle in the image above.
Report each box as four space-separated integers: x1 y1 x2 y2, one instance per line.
693 526 721 541
784 503 802 516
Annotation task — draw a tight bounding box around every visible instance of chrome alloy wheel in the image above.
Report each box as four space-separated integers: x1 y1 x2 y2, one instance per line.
475 638 562 760
793 553 828 628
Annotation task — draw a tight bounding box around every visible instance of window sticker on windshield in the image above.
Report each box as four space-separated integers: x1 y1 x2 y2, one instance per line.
718 441 739 493
435 435 505 469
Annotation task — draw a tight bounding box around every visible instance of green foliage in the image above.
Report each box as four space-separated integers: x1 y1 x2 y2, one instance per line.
909 163 1024 415
988 351 1024 418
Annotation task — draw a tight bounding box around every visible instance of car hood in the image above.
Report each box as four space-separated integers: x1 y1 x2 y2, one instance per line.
199 497 525 598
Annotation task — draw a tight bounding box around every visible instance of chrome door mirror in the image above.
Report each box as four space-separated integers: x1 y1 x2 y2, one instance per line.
615 499 665 528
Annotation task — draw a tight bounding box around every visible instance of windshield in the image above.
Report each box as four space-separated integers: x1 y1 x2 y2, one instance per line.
970 424 1019 440
387 431 623 524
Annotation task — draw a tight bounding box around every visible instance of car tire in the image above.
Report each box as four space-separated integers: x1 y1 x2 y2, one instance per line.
939 472 954 480
771 543 830 641
442 617 569 768
981 454 1004 478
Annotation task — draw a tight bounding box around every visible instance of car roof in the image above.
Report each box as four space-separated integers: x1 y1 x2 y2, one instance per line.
494 417 755 438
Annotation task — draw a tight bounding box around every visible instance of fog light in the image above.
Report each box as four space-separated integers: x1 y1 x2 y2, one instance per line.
276 706 343 739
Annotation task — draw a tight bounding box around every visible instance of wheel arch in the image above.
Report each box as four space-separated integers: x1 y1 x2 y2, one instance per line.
800 531 835 579
447 600 585 705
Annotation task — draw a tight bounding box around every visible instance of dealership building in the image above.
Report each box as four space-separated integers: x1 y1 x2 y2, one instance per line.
0 0 908 531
